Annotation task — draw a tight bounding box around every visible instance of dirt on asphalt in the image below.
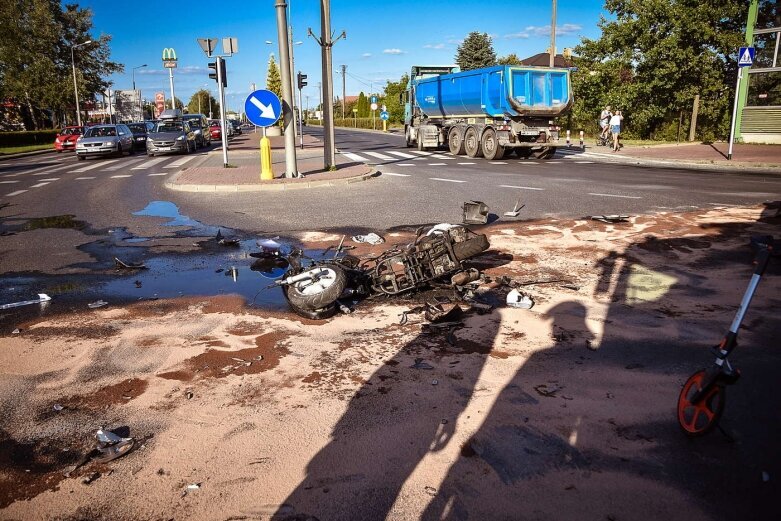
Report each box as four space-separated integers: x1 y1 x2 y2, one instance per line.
0 204 779 520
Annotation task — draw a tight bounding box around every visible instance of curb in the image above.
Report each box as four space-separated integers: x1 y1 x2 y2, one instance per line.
164 167 377 193
0 148 57 161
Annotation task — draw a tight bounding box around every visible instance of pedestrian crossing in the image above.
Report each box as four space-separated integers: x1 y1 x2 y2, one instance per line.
336 147 598 167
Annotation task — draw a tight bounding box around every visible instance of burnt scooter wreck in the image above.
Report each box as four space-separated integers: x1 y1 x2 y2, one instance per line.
274 224 490 320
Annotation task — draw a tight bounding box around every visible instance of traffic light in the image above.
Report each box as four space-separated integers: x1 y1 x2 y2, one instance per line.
208 58 227 87
297 71 307 90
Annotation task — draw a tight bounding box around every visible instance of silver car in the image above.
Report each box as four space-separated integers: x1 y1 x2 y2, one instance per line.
146 119 197 156
75 124 134 160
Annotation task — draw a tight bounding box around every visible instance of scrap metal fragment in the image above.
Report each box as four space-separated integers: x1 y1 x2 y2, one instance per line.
114 257 147 269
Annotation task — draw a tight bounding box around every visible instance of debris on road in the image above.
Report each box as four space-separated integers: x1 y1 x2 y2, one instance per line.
88 300 108 309
534 383 562 397
93 427 134 464
504 197 525 218
591 215 630 223
53 404 64 411
506 289 534 309
82 472 101 485
463 201 489 224
114 257 147 270
351 232 385 245
411 358 434 370
0 293 51 310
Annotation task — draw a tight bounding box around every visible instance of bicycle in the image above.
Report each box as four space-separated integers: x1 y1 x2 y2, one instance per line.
676 241 774 436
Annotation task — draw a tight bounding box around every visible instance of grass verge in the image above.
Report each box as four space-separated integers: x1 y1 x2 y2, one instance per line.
0 144 53 155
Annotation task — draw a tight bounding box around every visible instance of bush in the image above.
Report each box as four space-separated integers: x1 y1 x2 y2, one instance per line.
0 130 60 147
306 118 390 130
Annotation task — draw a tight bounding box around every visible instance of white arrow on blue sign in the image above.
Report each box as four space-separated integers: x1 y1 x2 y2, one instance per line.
380 111 389 121
245 89 282 127
738 47 755 67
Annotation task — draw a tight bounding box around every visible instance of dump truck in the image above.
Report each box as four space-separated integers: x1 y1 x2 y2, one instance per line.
403 64 572 160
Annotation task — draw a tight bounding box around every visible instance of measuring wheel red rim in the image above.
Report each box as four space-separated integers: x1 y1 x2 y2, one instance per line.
677 370 726 437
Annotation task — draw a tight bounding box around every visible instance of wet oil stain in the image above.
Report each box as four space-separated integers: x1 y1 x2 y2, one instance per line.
132 201 204 228
58 378 149 410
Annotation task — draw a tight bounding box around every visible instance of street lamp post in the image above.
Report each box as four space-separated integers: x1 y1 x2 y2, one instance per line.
132 64 147 121
70 40 92 126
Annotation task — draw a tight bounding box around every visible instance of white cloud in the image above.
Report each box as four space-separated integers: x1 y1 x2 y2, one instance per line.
423 43 446 49
504 23 582 39
361 52 372 58
382 48 405 55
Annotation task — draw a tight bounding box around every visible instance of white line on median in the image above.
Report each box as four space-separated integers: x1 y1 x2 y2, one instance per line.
457 162 476 165
588 192 642 199
6 190 27 196
38 178 60 181
517 162 538 165
30 182 50 188
75 176 96 180
382 172 411 177
430 177 466 183
428 163 447 166
110 174 132 178
499 185 545 190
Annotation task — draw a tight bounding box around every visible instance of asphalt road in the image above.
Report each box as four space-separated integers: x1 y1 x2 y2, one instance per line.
1 127 779 242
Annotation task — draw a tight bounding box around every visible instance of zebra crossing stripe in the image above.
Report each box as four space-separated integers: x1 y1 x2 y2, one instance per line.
73 160 118 172
107 158 145 170
341 152 366 162
132 157 167 170
6 190 28 196
365 151 394 160
387 151 416 159
166 156 197 168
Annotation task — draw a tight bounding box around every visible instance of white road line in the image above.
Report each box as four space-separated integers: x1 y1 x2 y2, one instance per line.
165 156 197 168
430 177 466 183
387 151 416 159
341 152 366 162
493 162 508 165
0 180 19 184
457 162 476 165
410 150 434 156
500 185 545 191
588 192 642 199
430 154 452 159
30 182 51 188
518 162 539 165
29 164 74 175
6 190 28 196
132 157 167 170
428 163 448 166
365 151 394 160
547 161 562 164
38 178 60 181
397 163 415 166
575 161 594 164
107 158 144 170
110 174 133 178
382 172 411 177
148 173 168 176
73 160 118 172
75 176 96 180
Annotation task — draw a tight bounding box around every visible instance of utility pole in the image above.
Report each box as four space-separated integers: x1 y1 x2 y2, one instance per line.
275 0 298 177
735 0 760 141
550 0 557 68
317 82 322 118
168 68 176 110
341 64 346 119
309 0 345 169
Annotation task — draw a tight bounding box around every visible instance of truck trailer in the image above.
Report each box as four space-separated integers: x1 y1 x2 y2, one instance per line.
404 64 572 160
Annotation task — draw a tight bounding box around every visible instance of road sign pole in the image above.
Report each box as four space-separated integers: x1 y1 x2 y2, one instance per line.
727 67 743 161
260 129 273 180
216 56 229 167
168 68 175 110
275 0 298 178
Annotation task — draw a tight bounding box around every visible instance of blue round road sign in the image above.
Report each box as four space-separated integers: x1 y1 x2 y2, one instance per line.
245 89 281 127
380 111 389 121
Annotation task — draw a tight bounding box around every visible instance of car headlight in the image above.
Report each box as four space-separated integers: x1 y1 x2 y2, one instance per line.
176 135 185 141
104 142 115 146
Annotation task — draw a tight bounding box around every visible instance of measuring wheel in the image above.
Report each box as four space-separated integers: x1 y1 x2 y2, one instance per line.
677 370 727 437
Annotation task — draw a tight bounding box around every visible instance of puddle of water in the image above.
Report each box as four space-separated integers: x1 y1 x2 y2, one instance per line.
132 201 203 228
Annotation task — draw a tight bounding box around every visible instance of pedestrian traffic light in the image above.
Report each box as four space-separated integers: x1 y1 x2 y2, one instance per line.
208 58 227 87
297 72 307 90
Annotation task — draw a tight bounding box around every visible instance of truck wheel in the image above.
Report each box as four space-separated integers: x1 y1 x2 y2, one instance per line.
448 127 466 155
284 263 347 311
453 234 490 261
417 133 426 151
481 128 504 160
405 126 413 148
464 127 482 158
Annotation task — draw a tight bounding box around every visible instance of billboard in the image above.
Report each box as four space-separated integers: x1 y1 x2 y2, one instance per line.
113 90 142 122
155 92 165 117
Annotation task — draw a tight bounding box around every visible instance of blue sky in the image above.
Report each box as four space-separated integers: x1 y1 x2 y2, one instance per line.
79 0 608 113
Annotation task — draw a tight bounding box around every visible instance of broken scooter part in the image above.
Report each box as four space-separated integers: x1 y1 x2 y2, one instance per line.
591 215 629 224
463 201 489 225
0 293 51 310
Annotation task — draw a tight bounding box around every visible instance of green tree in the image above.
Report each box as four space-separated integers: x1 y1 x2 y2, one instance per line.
187 89 219 117
573 0 746 140
455 32 497 71
0 0 122 129
266 54 282 100
356 91 369 117
165 97 185 110
497 53 524 65
381 73 409 124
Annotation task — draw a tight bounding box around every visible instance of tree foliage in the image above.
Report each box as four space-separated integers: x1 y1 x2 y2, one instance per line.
187 89 219 117
497 53 524 66
455 32 497 71
356 92 369 117
165 97 185 110
380 74 409 124
572 0 746 140
0 0 122 129
266 54 282 100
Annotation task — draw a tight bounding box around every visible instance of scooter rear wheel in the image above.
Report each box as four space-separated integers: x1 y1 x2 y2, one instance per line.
677 370 726 437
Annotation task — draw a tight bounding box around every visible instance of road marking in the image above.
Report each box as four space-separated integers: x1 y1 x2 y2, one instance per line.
430 154 451 159
575 161 594 164
73 160 118 172
410 150 434 156
341 152 366 162
0 180 19 184
30 182 50 188
365 151 394 160
29 164 74 175
493 162 508 165
517 161 539 165
500 185 545 191
457 162 476 165
547 161 562 164
75 176 96 180
110 174 133 178
107 158 145 171
38 178 60 181
6 190 28 196
166 156 197 168
428 163 448 166
382 172 411 177
387 151 416 159
148 173 168 176
430 177 465 183
588 192 642 199
132 157 167 170
397 163 414 166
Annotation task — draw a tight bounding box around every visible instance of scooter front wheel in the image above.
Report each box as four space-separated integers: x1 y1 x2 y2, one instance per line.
677 370 726 437
284 264 346 312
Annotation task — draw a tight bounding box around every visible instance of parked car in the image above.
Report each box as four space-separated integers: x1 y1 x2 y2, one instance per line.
229 119 242 135
54 126 84 152
75 124 134 160
146 119 197 156
209 121 222 140
126 122 153 151
182 113 211 148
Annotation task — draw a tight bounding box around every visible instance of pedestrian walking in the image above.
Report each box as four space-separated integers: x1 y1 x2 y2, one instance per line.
610 110 623 152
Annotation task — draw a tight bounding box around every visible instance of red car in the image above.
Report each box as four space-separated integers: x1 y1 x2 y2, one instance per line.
54 126 84 152
209 123 222 140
